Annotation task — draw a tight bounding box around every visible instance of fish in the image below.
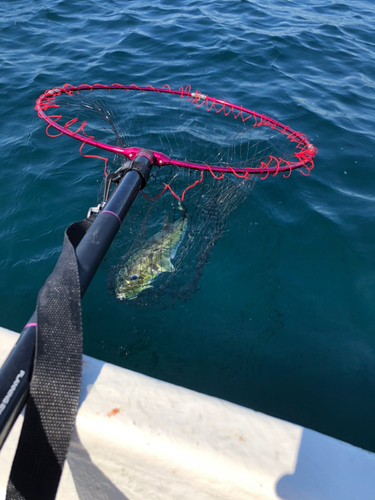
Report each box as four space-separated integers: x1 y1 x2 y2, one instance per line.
116 212 188 300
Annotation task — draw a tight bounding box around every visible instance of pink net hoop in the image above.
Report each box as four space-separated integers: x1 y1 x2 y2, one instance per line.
35 83 317 179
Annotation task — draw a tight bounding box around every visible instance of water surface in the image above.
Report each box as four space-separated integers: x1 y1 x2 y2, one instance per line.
1 0 375 452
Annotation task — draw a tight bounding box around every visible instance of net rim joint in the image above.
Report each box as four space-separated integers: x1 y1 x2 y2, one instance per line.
191 92 207 100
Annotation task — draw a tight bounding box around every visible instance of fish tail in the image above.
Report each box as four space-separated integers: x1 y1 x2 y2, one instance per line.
178 201 188 219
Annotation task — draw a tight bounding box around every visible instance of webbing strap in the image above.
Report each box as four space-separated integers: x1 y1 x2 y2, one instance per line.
6 219 93 500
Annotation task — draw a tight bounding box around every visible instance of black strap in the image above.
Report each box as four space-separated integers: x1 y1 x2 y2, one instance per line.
6 218 93 500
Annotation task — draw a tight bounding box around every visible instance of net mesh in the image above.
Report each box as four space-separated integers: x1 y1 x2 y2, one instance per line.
108 164 256 304
36 84 316 303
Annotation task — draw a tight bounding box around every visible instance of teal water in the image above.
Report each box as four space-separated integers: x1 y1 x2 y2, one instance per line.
1 0 375 452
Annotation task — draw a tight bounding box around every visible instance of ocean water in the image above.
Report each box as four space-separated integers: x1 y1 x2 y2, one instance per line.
1 0 375 453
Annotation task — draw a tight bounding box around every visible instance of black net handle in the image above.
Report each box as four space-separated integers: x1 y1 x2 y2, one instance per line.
6 220 91 500
5 156 153 500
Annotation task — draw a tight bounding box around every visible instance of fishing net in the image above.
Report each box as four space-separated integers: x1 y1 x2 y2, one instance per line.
35 84 317 304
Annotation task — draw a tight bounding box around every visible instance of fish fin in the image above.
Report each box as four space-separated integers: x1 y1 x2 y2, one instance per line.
162 213 170 230
178 202 187 219
160 257 174 272
129 284 153 300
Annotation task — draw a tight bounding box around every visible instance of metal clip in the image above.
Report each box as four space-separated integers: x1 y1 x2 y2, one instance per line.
87 202 106 218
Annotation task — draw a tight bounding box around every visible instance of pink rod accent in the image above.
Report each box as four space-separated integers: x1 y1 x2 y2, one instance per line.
24 323 37 329
100 210 122 225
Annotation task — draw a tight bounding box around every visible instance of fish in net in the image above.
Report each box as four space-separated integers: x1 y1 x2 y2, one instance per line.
35 84 317 304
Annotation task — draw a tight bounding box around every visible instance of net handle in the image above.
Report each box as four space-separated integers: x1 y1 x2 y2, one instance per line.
35 84 317 175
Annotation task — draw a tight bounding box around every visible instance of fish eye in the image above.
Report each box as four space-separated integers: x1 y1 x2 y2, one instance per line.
129 274 139 281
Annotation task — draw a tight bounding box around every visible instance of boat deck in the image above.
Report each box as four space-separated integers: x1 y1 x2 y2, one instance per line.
1 327 374 500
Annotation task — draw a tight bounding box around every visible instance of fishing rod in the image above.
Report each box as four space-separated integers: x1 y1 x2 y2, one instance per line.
0 152 154 450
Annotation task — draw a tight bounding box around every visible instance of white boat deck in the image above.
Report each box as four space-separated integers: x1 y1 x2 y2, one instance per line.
1 326 374 500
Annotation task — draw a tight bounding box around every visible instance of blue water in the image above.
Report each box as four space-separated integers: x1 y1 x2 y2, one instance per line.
1 0 375 452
